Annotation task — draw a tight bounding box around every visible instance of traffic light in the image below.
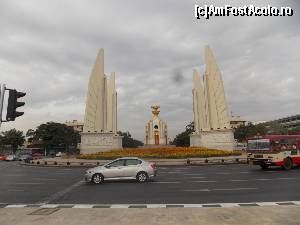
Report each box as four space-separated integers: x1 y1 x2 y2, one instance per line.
6 89 26 121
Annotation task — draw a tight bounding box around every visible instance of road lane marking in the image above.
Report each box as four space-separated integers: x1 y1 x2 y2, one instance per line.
184 189 210 192
15 183 45 185
184 174 204 176
7 189 24 192
190 177 207 179
192 181 216 183
5 205 27 208
153 181 181 184
40 204 59 208
110 205 130 208
216 172 231 175
32 178 57 181
255 178 272 181
147 204 166 208
159 172 180 174
184 188 257 192
220 203 240 207
277 177 297 180
183 204 203 208
38 180 84 204
2 175 23 177
256 202 278 206
231 179 248 182
213 188 257 191
72 204 94 208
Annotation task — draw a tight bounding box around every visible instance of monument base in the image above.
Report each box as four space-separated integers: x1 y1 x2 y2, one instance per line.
190 129 235 150
80 132 123 154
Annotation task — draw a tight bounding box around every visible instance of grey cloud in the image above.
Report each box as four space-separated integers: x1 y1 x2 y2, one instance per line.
0 0 299 141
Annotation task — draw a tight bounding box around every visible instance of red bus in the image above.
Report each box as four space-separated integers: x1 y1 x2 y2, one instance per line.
247 135 300 170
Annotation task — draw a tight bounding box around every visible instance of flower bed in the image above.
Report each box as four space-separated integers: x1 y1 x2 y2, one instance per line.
77 147 241 160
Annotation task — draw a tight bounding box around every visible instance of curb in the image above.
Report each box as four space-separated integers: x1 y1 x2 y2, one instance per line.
0 201 299 209
20 158 248 168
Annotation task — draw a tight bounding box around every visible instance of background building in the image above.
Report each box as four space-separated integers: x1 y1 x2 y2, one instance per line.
264 114 300 130
65 120 84 133
230 116 247 129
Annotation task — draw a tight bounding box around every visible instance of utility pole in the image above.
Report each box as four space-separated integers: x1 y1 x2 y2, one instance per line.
0 83 6 129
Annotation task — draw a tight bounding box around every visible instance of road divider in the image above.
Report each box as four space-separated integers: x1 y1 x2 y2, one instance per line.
20 156 247 168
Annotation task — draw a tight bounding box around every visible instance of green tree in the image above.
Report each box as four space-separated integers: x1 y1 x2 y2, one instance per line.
1 129 25 153
171 121 194 147
33 122 80 153
117 131 143 148
234 123 267 142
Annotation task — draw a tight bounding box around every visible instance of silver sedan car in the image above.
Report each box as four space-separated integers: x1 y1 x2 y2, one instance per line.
85 157 157 184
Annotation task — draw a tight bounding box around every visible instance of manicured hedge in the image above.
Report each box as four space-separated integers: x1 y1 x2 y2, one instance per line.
77 147 241 160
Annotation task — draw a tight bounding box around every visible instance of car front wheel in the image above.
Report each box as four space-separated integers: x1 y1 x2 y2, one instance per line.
92 173 104 184
136 172 148 183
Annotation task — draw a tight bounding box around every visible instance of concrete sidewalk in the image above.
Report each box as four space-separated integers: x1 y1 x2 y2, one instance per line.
0 206 298 225
24 154 247 167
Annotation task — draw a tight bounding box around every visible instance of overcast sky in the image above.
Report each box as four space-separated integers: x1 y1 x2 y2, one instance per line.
0 0 299 141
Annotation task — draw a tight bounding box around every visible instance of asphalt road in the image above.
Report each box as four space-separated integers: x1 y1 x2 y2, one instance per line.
0 161 300 205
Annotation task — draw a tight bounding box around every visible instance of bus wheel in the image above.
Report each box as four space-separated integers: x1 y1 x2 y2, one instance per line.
260 164 269 170
283 158 293 170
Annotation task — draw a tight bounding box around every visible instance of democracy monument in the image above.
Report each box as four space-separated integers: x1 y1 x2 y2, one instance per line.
190 46 235 150
144 105 168 145
80 49 123 154
79 46 234 153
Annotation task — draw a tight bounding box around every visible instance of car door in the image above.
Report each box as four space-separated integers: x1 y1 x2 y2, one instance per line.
103 159 126 179
122 159 142 177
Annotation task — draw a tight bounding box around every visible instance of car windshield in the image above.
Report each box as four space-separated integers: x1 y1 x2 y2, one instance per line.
247 139 270 150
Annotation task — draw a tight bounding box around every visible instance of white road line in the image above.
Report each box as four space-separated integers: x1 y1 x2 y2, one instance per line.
183 204 203 208
255 178 272 181
7 189 24 192
231 179 248 182
153 182 181 184
190 177 207 179
110 205 130 208
15 182 45 185
40 204 59 208
2 174 23 177
257 202 278 206
38 180 84 204
184 174 204 176
216 172 231 175
159 172 179 174
32 178 57 181
277 177 297 180
184 189 210 192
184 188 257 192
72 204 94 208
147 204 166 208
192 181 217 183
220 203 240 207
5 205 27 208
213 188 257 191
